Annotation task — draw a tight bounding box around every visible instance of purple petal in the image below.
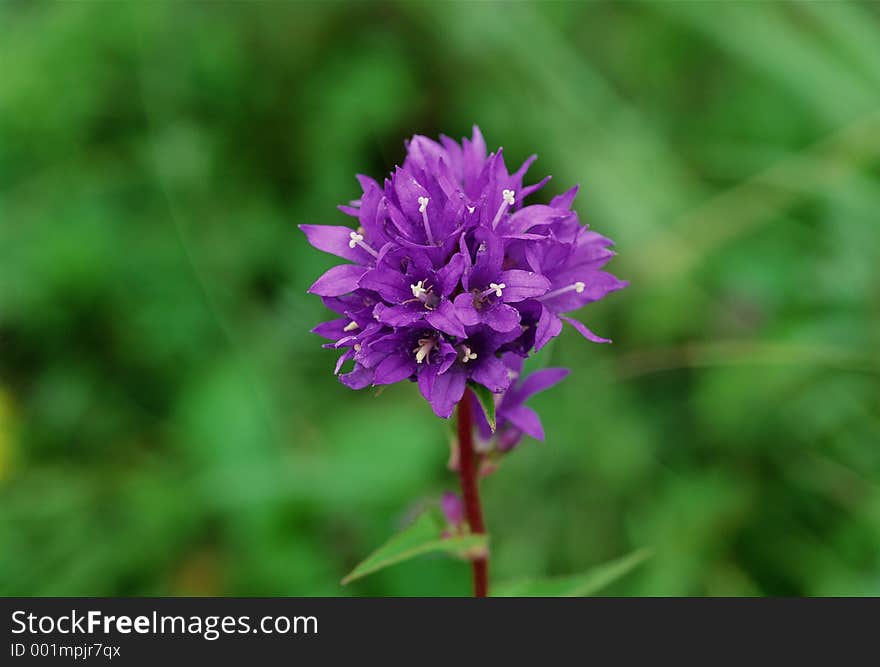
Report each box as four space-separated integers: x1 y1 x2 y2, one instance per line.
498 269 551 302
500 352 525 376
384 199 417 241
357 336 397 369
436 338 459 374
534 306 562 351
520 175 552 200
561 315 612 343
552 235 617 276
417 365 435 403
550 185 579 211
374 302 423 327
392 167 432 226
420 366 467 419
308 264 366 297
366 332 407 355
334 349 354 375
357 184 392 247
330 334 356 349
339 364 373 389
562 242 616 274
433 158 462 197
470 125 487 160
461 126 487 192
501 233 547 241
514 367 570 402
504 205 568 235
358 267 411 302
512 154 537 183
436 253 466 296
425 300 466 338
405 135 446 174
471 355 511 394
356 173 379 192
374 354 416 385
394 236 449 267
503 404 545 441
299 224 374 263
541 271 628 311
524 243 545 273
469 228 503 289
311 318 349 340
483 303 521 333
453 293 481 326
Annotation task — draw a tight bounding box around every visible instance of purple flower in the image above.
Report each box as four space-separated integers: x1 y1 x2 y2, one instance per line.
473 354 570 453
301 126 625 420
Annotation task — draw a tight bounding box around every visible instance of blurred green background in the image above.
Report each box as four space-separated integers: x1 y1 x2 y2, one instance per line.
2 0 880 596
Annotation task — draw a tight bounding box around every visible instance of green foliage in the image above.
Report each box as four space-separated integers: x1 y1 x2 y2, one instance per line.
494 549 652 597
468 382 497 433
342 510 487 585
2 1 880 596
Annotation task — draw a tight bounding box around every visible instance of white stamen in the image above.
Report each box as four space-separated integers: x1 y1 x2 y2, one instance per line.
410 280 428 299
539 281 587 301
353 343 361 352
343 321 359 332
467 206 475 214
348 230 379 258
413 337 435 364
461 345 477 363
491 189 516 229
417 196 434 244
489 282 506 297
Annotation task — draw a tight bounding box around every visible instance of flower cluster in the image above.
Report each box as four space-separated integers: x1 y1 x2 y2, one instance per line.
302 127 625 420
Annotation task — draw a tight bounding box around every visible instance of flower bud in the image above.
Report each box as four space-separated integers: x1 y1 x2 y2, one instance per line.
441 491 464 527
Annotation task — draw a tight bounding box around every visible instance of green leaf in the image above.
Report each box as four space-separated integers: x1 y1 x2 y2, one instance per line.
468 382 496 432
493 548 652 597
341 510 489 585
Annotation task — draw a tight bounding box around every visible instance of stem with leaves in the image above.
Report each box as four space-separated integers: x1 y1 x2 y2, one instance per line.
456 388 489 597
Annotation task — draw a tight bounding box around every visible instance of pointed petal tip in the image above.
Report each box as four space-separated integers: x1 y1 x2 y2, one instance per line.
430 403 455 420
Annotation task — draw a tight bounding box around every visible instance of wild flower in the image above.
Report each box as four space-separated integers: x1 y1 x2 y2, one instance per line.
302 127 625 596
302 127 625 418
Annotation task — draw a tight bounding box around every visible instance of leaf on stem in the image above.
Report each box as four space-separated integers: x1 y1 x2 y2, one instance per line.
493 548 652 597
341 510 489 585
468 382 496 432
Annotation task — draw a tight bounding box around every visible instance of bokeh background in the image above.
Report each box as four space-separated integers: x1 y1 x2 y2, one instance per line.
2 0 880 596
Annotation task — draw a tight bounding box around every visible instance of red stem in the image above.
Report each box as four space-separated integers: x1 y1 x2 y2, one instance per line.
456 388 488 597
